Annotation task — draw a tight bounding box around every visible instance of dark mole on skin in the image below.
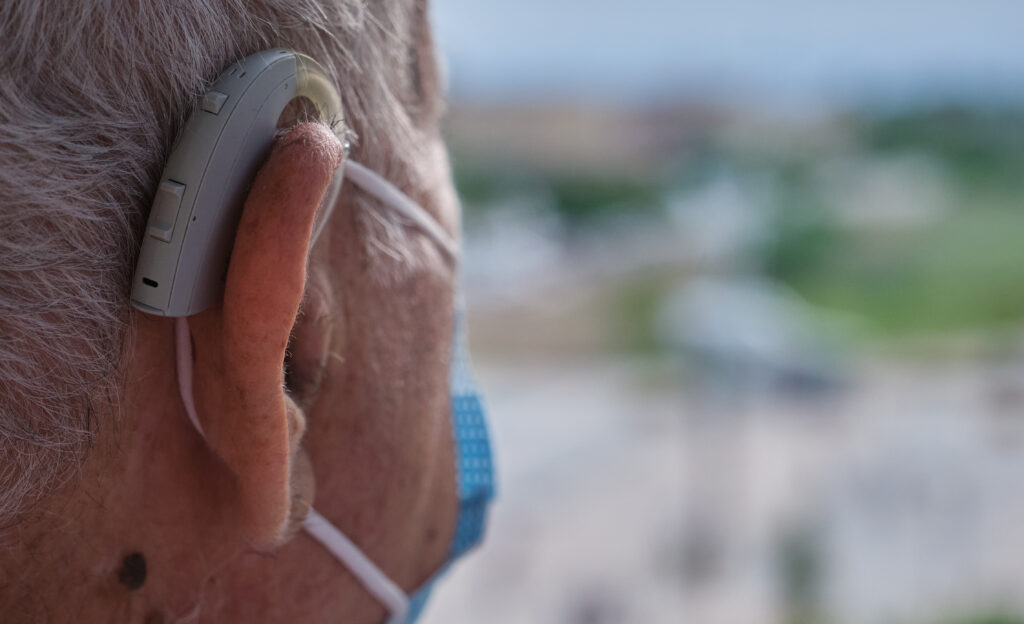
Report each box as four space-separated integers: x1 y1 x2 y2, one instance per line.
117 552 147 590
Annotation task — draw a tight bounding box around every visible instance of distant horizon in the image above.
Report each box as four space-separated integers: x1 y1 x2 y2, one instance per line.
432 0 1024 108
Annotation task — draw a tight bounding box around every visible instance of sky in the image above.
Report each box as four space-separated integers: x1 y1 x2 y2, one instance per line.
431 0 1024 107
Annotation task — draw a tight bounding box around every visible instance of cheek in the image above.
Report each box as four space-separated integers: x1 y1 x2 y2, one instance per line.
423 141 461 238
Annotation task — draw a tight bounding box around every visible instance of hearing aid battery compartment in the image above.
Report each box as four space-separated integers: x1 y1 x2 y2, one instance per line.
146 179 186 243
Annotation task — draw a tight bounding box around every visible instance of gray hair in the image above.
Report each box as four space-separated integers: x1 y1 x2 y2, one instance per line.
0 0 447 522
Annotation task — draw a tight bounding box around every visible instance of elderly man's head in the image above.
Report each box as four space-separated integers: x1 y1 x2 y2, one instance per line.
0 1 462 621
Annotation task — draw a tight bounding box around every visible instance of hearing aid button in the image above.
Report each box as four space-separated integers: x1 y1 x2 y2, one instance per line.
146 180 185 243
200 90 228 114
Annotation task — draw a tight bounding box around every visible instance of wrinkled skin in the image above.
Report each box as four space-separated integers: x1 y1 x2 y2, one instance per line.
0 120 460 622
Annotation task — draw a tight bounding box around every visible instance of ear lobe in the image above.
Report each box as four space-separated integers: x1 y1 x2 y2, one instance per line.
186 123 344 548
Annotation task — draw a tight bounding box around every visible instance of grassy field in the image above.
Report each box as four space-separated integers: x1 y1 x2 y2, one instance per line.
786 211 1024 337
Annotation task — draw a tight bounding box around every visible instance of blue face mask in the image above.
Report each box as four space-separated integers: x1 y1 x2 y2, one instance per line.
179 158 496 622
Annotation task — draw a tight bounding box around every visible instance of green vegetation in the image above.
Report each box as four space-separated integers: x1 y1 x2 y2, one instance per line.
865 108 1024 193
544 172 663 224
778 524 826 624
606 269 684 353
452 159 663 226
452 106 1024 343
787 212 1024 336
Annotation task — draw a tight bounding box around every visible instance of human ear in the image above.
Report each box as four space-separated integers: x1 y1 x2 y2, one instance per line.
184 122 344 549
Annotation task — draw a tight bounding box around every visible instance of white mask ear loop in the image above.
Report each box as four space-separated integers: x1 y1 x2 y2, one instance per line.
343 160 460 261
173 159 457 621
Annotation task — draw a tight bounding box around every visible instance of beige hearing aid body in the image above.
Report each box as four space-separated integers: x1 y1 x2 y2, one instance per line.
131 49 343 317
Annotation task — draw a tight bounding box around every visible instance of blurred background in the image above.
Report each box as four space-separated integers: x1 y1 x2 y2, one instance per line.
420 2 1024 623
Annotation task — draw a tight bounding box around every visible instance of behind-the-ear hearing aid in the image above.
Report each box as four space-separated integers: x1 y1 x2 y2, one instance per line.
131 49 344 317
